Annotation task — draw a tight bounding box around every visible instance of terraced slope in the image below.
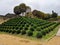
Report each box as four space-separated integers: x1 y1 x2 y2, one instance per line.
0 17 59 38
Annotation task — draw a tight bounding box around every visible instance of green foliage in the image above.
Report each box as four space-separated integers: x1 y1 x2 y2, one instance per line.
19 3 26 13
36 32 42 38
14 6 21 15
30 27 34 31
0 17 59 39
24 27 28 30
36 27 41 31
8 30 12 33
32 10 47 19
21 30 26 35
16 30 21 34
14 3 31 15
27 30 33 36
52 11 58 18
12 30 16 34
41 30 46 35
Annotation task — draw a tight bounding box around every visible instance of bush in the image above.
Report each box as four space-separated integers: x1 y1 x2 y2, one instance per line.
31 24 34 26
0 17 59 38
22 24 25 27
41 30 46 35
23 22 26 24
19 26 23 30
33 26 37 28
27 30 33 36
5 30 9 32
26 24 29 27
15 27 18 30
36 32 42 38
21 30 26 35
12 30 16 34
16 30 21 34
30 27 34 31
8 30 12 33
48 27 51 32
36 27 41 31
24 27 28 30
45 29 49 33
0 29 4 32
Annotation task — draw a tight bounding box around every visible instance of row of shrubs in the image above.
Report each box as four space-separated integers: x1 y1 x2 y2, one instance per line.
0 23 59 38
0 17 59 38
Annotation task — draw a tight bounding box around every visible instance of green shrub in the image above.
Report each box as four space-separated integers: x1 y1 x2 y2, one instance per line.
41 30 46 35
33 26 37 28
12 30 16 34
27 30 33 36
26 24 29 27
19 26 23 30
0 17 59 38
36 27 41 31
15 27 18 30
30 27 34 31
8 30 12 33
45 29 49 33
31 24 34 26
24 27 28 30
21 30 26 35
5 30 9 32
22 24 25 27
36 32 42 38
16 30 21 34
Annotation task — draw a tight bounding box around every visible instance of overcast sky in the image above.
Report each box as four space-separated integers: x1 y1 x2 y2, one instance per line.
0 0 60 15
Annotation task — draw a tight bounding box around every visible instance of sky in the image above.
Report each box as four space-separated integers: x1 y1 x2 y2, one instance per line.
0 0 60 15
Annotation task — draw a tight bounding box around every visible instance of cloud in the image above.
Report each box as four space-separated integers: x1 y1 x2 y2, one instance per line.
0 0 60 15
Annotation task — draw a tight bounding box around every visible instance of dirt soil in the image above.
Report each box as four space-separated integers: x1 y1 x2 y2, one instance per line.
0 34 60 45
45 36 60 45
0 34 42 45
0 19 9 24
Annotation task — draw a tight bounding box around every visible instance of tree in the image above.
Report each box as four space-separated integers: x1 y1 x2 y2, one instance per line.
32 10 37 16
14 3 29 16
21 30 26 35
14 6 21 15
19 3 26 13
36 32 42 38
32 10 45 19
27 30 33 36
52 10 58 18
26 6 31 10
26 6 31 13
32 10 40 18
43 14 51 20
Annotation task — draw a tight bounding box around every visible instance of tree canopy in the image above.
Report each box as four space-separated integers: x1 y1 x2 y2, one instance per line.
14 6 21 15
52 10 58 18
14 3 31 15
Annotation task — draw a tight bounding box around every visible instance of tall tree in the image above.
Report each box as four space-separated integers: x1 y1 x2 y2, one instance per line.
19 3 26 13
26 6 31 13
52 10 58 18
32 10 45 19
14 3 28 16
14 6 21 15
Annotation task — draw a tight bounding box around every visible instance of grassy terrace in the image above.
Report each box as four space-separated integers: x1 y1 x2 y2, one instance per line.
0 16 59 41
